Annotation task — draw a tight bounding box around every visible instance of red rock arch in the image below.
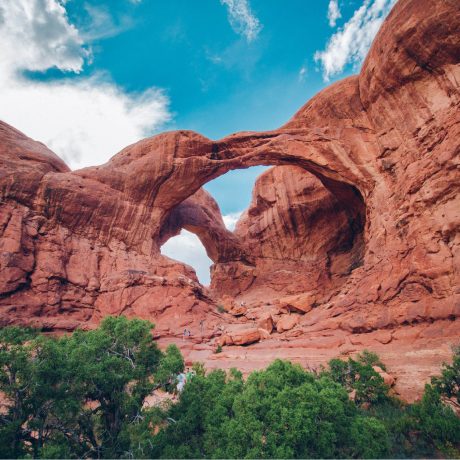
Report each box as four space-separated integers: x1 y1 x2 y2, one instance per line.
158 188 252 265
0 0 458 350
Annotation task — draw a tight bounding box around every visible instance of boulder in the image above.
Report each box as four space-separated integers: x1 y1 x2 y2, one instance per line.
276 315 299 333
229 304 247 317
373 366 396 387
257 314 274 333
279 293 317 314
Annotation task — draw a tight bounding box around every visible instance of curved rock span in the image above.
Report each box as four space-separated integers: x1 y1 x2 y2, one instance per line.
0 0 459 400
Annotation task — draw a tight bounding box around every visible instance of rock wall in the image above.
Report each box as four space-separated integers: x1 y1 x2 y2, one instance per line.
211 165 364 300
0 0 459 399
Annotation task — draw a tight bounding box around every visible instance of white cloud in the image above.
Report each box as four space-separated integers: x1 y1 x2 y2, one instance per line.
223 211 242 231
327 0 341 27
161 230 213 285
220 0 262 42
0 0 88 73
298 65 307 82
1 78 170 169
0 0 171 170
314 0 396 81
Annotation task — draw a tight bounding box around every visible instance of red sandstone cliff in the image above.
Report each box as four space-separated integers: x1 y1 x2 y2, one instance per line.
0 0 459 400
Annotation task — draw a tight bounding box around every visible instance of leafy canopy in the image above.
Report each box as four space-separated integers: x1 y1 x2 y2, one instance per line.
0 320 458 459
0 317 183 459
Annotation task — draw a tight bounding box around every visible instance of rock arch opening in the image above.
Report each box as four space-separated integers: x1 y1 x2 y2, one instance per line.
159 166 266 285
159 161 366 304
203 166 270 225
161 229 213 285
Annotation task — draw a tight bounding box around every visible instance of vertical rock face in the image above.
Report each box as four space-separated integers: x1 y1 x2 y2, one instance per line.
0 0 459 398
211 166 364 301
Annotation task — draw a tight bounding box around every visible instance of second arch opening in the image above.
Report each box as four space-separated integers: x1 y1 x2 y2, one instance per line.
159 163 365 304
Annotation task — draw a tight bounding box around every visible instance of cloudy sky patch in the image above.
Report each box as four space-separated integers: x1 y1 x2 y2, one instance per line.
220 0 262 42
314 0 396 81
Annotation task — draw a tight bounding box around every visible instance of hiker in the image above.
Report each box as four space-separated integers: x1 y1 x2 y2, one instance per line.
200 320 204 335
176 372 186 393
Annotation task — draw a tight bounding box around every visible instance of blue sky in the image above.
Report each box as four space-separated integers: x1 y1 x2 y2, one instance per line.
65 0 331 139
0 0 396 283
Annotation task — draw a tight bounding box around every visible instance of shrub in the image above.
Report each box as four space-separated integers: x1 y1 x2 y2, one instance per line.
349 416 390 458
149 359 393 458
431 344 460 407
325 350 391 406
192 361 206 376
0 324 458 459
407 345 460 458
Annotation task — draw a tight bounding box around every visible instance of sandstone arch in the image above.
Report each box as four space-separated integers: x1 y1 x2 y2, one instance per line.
209 165 365 300
157 164 365 300
158 187 252 265
0 0 459 399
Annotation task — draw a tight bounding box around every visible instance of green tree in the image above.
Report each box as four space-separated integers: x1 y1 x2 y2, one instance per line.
405 347 460 458
150 360 391 459
156 344 185 391
151 368 237 458
0 326 37 458
60 316 164 458
326 351 390 406
431 345 460 409
349 416 389 459
0 322 459 459
0 317 182 458
408 384 460 457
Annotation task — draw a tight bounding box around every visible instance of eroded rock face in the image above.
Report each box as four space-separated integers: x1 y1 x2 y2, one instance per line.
0 0 459 400
211 166 364 301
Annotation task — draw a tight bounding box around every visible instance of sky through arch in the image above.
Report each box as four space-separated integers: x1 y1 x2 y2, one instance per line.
162 165 267 284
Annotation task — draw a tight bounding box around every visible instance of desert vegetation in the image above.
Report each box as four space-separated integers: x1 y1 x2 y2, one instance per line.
0 317 458 459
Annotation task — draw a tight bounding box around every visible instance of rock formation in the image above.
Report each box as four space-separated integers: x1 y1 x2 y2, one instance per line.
0 0 459 400
211 165 364 301
159 188 251 266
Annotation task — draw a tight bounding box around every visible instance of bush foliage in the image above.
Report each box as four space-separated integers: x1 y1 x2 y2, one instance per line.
0 317 458 458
